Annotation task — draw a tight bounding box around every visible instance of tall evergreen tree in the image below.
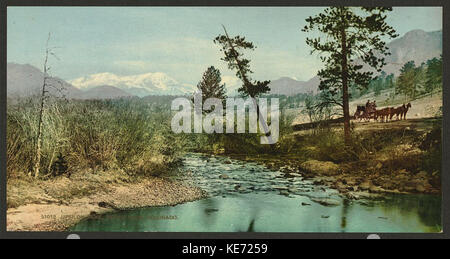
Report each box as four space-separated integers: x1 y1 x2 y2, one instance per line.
214 26 274 145
396 61 424 100
196 66 227 106
385 73 395 89
302 7 398 144
425 56 443 97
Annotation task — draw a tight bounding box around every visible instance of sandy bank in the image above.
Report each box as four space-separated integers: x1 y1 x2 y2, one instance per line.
7 172 205 231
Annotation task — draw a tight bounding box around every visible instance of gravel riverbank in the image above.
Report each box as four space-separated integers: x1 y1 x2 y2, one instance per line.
7 171 206 231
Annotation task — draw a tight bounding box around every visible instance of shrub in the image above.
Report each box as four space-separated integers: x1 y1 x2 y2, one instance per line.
7 97 186 178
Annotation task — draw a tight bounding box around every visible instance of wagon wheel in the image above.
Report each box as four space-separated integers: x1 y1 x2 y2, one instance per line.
363 112 370 122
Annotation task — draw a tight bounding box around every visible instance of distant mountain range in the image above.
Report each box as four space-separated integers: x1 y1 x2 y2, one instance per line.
376 29 442 75
7 29 442 99
7 64 189 99
268 76 320 95
77 85 135 100
268 29 442 96
69 72 194 97
7 63 82 99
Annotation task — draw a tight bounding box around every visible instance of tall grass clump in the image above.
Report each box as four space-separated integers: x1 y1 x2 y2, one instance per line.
7 97 185 178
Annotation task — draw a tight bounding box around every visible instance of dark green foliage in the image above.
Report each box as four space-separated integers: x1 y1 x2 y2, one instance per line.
51 153 68 177
263 93 311 109
394 56 442 100
348 72 395 101
195 66 227 110
425 56 443 96
303 7 398 143
214 30 270 98
396 61 427 100
303 7 398 95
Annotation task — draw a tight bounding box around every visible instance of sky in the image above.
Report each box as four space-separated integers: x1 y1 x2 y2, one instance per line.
7 7 443 86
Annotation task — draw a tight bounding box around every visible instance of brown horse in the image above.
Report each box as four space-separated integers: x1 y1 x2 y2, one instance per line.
400 103 412 120
354 106 366 121
375 107 393 122
389 105 404 121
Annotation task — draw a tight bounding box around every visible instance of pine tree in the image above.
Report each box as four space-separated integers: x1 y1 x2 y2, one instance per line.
214 27 270 98
425 56 443 97
214 26 276 145
302 7 398 144
196 66 227 108
397 61 418 100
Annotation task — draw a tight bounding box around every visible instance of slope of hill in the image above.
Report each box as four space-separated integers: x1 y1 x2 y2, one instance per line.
269 29 442 97
268 76 320 96
368 29 442 76
7 63 82 98
77 85 136 100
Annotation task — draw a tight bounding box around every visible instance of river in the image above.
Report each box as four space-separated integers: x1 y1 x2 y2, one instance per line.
71 153 441 232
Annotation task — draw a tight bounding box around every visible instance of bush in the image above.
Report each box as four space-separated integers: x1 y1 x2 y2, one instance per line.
419 122 442 176
7 97 186 178
186 108 295 155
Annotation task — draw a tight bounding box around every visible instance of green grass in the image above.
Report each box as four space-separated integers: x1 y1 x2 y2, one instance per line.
7 97 186 179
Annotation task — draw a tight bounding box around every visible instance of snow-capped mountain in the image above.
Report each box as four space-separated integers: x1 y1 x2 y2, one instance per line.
8 29 442 99
69 72 194 97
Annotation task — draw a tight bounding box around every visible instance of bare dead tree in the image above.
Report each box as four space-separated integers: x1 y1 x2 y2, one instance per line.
32 32 65 178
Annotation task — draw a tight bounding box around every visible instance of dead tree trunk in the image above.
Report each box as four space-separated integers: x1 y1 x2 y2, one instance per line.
32 33 51 178
340 18 351 146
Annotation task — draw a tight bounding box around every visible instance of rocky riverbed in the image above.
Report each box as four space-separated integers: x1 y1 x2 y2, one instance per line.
70 153 442 232
227 154 441 198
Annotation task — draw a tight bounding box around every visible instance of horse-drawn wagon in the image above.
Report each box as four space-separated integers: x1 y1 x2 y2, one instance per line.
354 101 377 121
353 101 412 122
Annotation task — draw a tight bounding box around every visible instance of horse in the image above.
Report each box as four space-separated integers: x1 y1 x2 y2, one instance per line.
389 105 404 121
400 103 412 120
354 105 366 121
375 107 393 122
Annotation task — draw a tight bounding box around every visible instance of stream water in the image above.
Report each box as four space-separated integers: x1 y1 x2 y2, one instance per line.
71 153 441 232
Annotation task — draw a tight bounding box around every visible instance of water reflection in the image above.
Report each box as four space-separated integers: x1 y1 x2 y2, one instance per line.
72 193 441 233
71 154 441 233
341 199 350 230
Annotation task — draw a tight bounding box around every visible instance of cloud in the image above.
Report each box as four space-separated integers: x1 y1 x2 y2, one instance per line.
106 37 322 84
69 36 322 96
221 75 241 95
104 37 232 84
249 48 322 81
112 60 150 70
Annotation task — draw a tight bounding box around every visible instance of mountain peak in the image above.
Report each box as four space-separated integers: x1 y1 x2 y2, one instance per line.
69 72 193 97
7 62 82 98
269 76 317 96
403 29 427 37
